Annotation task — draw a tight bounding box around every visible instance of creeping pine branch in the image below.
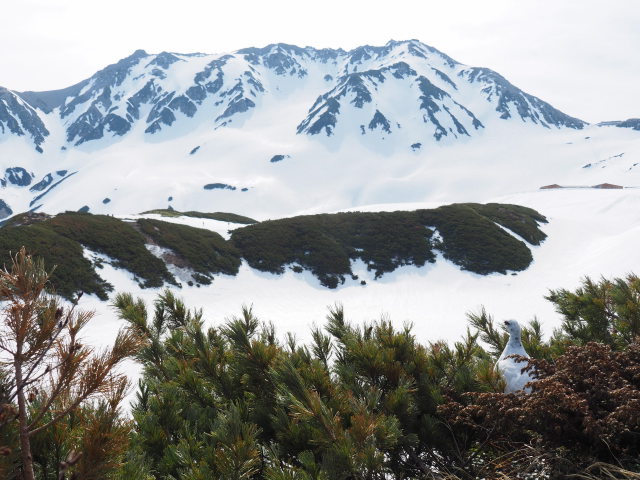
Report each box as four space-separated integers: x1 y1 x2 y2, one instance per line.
19 306 68 390
8 305 73 404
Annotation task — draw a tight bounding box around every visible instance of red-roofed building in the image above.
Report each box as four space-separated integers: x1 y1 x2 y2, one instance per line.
592 183 623 189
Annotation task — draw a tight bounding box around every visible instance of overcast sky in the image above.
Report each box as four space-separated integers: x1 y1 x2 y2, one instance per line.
1 0 638 123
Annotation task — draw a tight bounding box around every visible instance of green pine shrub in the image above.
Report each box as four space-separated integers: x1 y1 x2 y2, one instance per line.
111 273 640 479
232 204 545 287
0 223 111 300
137 219 241 280
47 213 174 288
140 209 258 224
465 202 548 245
0 204 546 298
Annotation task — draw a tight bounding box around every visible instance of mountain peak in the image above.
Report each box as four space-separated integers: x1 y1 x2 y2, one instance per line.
130 48 149 58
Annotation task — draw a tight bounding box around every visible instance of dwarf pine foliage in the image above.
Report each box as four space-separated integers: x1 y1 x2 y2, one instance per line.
1 257 639 479
113 275 640 479
0 248 141 480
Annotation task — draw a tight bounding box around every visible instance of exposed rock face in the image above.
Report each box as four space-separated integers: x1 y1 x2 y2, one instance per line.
0 199 12 219
461 68 584 129
203 183 237 191
30 173 54 192
368 110 391 133
0 88 49 149
4 167 33 187
270 154 290 163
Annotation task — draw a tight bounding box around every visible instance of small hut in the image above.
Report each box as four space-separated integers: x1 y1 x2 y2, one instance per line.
592 183 623 189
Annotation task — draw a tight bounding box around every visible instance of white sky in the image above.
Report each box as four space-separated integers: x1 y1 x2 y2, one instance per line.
1 0 638 123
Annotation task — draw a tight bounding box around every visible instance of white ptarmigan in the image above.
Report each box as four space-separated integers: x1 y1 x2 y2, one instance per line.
496 320 535 393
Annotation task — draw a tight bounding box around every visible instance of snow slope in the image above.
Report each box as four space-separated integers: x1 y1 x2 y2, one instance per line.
77 188 640 352
1 116 638 222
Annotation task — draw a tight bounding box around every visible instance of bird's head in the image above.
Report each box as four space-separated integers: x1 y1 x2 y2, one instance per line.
503 319 522 337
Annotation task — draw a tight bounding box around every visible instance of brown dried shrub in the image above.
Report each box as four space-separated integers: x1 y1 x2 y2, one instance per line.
440 341 640 471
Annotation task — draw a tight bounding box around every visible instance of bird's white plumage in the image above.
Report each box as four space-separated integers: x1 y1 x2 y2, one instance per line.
496 320 535 393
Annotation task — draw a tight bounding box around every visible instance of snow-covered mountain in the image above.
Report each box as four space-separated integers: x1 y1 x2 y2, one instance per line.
6 40 586 151
3 39 639 221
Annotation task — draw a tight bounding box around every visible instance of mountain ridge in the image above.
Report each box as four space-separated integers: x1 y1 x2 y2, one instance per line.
1 39 590 152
